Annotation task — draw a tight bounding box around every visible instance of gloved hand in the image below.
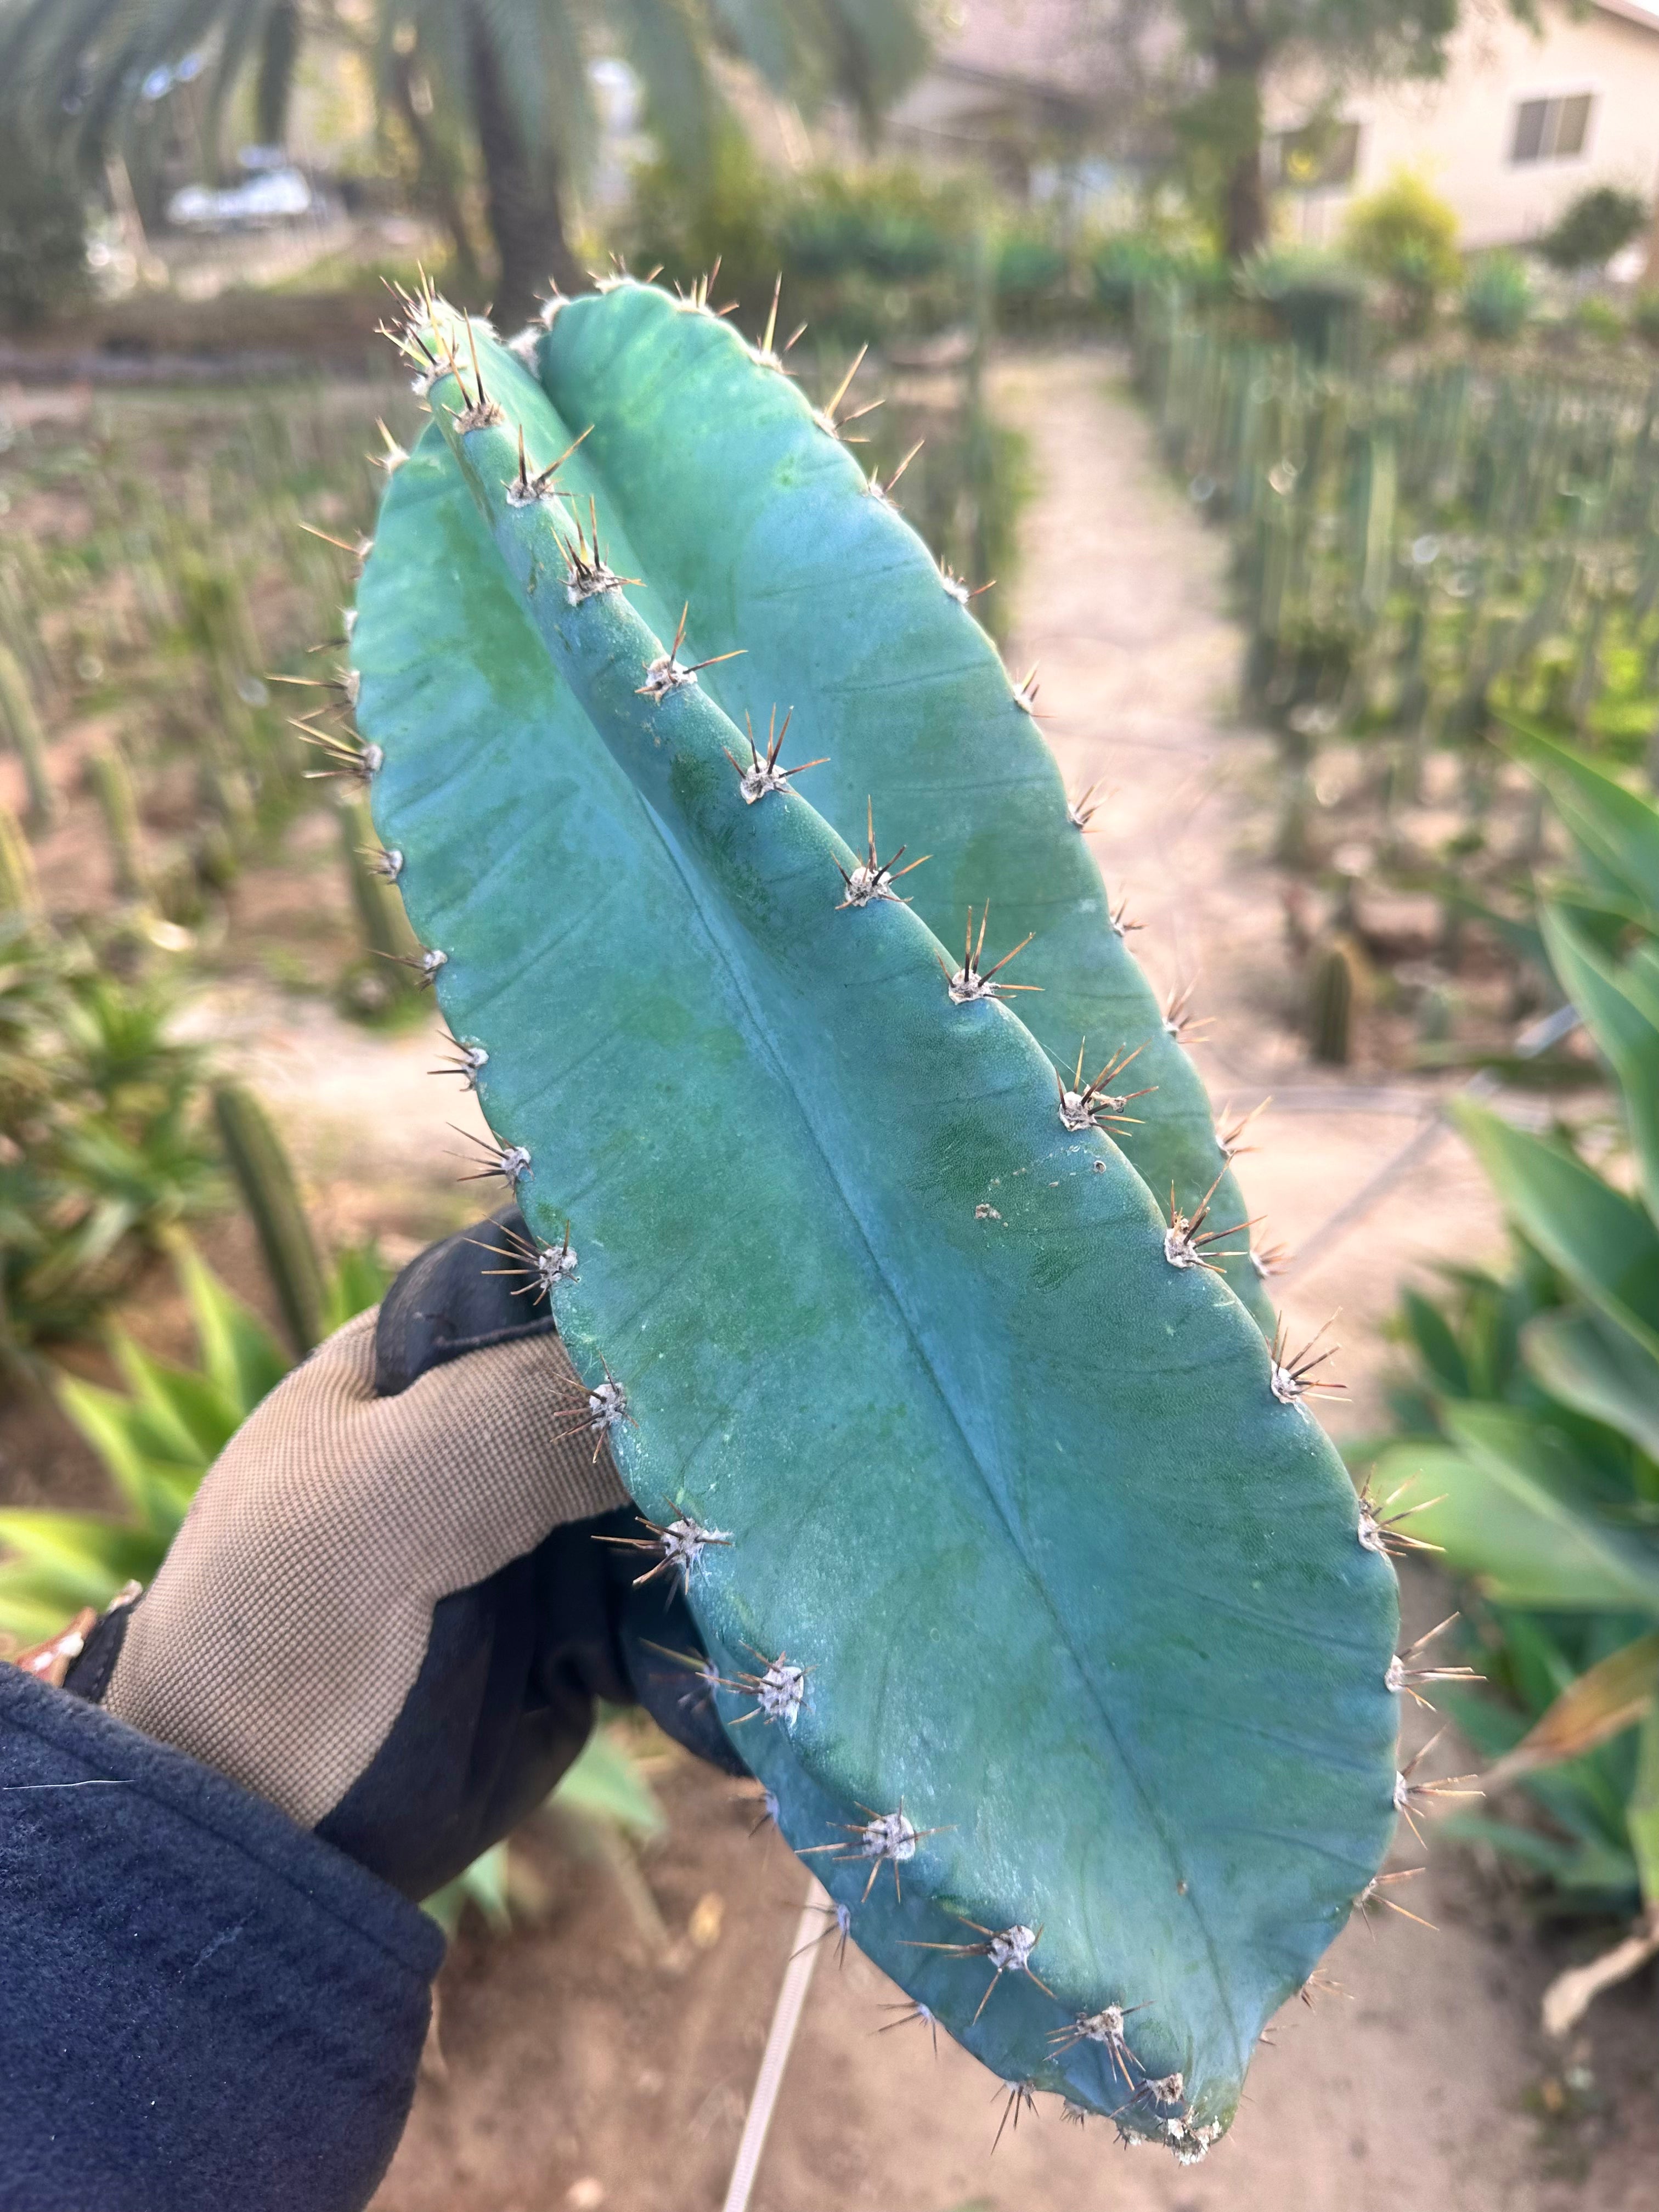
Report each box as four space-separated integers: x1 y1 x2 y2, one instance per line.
64 1208 742 1900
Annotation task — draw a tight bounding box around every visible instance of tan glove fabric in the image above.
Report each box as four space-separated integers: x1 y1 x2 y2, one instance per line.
104 1307 627 1828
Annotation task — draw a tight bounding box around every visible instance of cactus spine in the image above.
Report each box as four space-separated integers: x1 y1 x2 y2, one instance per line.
350 290 1400 2152
211 1081 328 1356
0 643 57 833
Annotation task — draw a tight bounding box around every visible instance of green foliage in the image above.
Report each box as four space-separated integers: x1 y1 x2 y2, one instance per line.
0 149 88 331
1088 232 1228 319
625 149 979 344
1462 251 1533 341
0 1246 304 1646
422 1726 666 1936
1573 295 1626 346
781 164 961 285
1236 245 1367 363
0 923 217 1381
991 228 1069 316
1342 169 1461 300
351 285 1400 2146
1375 736 1659 1921
1539 186 1649 275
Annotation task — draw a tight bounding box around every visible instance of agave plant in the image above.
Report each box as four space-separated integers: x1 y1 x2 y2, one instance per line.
0 1241 381 1649
1 919 218 1382
1373 729 1659 2016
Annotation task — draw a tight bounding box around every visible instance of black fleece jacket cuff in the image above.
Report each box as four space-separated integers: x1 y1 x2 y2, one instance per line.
0 1663 442 2212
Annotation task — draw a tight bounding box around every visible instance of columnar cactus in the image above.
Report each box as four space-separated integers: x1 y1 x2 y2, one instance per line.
349 283 1401 2153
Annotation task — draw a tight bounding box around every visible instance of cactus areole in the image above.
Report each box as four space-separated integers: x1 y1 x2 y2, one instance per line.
351 283 1400 2152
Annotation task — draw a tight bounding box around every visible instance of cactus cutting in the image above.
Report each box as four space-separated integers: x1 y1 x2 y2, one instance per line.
346 279 1402 2154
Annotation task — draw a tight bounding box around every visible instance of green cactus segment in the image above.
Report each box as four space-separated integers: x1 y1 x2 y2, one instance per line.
525 281 1269 1324
352 335 1398 2143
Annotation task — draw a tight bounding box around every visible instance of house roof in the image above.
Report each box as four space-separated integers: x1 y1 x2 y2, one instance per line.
1593 0 1659 32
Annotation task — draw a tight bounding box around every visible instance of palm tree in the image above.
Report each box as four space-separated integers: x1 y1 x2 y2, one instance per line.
0 0 933 325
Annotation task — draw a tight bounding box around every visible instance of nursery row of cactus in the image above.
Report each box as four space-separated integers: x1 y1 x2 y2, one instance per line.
332 273 1423 2153
1133 292 1659 854
1374 733 1659 1976
0 381 423 990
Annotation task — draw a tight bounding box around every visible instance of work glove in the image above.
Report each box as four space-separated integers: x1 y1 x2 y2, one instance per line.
64 1208 742 1900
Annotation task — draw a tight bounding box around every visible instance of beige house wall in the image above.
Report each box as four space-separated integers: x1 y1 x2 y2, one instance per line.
1267 1 1659 251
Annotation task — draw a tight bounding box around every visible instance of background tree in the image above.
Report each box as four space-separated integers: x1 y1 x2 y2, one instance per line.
1132 0 1536 262
1539 183 1649 275
0 0 933 326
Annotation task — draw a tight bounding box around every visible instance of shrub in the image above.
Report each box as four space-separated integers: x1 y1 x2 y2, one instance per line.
1636 289 1659 348
624 148 978 343
1236 244 1367 362
781 165 963 284
1574 294 1626 344
1342 168 1462 321
1539 184 1648 273
1089 232 1229 319
1 921 218 1382
1462 251 1533 341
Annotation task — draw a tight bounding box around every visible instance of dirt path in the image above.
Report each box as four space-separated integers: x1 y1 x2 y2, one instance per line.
369 354 1654 2212
990 349 1506 1445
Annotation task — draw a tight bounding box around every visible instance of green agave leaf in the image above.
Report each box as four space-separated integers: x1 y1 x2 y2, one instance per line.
1524 1306 1659 1462
1449 1098 1659 1359
1376 1411 1659 1613
352 320 1397 2142
1540 904 1659 1223
0 1510 162 1637
174 1240 289 1417
1507 725 1659 921
422 1839 513 1938
109 1333 224 1465
53 1373 182 1531
552 1727 666 1842
528 281 1269 1323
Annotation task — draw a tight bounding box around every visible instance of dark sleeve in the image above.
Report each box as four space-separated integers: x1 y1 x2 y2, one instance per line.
0 1663 444 2212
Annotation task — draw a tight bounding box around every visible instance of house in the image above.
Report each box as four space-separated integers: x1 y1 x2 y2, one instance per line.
884 0 1169 202
1267 0 1659 257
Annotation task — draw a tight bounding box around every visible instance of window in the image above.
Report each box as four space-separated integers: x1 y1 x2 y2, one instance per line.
1268 120 1361 191
1512 93 1594 163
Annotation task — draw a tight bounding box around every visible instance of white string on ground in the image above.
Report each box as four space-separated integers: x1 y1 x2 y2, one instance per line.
720 1871 830 2212
1280 1002 1581 1284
